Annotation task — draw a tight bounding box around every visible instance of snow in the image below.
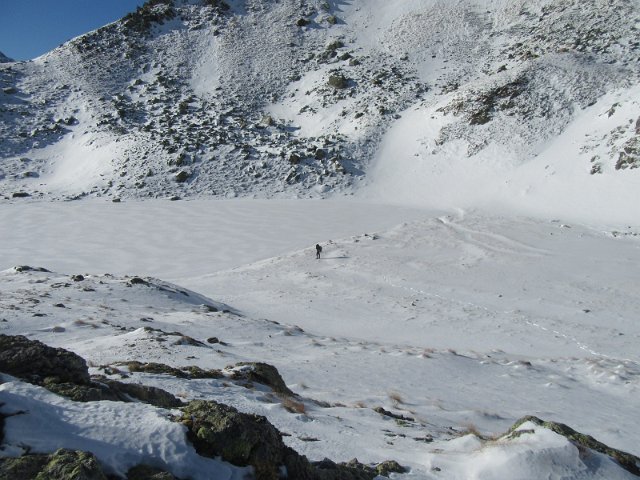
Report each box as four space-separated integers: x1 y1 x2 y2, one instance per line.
1 199 639 479
1 0 640 478
0 377 247 480
362 85 640 225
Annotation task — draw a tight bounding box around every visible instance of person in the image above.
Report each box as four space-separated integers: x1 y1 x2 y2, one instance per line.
315 243 322 259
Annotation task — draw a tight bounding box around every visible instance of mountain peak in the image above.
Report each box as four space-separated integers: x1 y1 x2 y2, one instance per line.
0 51 14 63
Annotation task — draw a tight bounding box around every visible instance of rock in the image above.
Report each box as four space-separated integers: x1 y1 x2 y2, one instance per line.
0 411 5 446
14 266 50 273
509 416 640 476
123 361 222 380
124 361 189 378
328 74 349 89
0 336 180 408
0 334 91 385
0 454 50 479
174 171 190 183
289 153 301 165
313 457 379 479
11 192 30 198
0 448 108 480
229 362 294 396
95 377 184 408
40 449 107 479
181 400 286 480
180 365 224 379
179 399 406 480
325 40 345 51
127 464 179 479
71 275 85 282
296 18 310 27
43 379 109 402
46 374 183 407
373 406 414 422
172 335 206 347
376 460 407 476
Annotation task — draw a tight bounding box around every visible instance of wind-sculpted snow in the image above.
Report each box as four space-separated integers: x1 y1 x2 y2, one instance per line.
1 200 639 478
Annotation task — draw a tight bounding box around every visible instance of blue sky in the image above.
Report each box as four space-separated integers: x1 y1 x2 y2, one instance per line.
0 0 146 61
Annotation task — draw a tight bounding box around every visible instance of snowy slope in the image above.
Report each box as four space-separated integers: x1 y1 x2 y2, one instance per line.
1 201 640 479
2 0 640 478
0 0 639 215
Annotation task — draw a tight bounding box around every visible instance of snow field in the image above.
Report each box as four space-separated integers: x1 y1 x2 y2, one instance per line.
1 199 639 479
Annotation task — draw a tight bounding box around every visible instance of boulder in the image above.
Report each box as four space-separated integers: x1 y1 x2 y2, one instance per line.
127 464 179 480
98 378 184 408
181 400 286 480
229 362 294 396
0 448 108 480
0 335 90 385
179 400 403 480
328 74 349 89
40 372 183 409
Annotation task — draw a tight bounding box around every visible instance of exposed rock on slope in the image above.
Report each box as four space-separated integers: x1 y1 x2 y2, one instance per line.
0 334 406 480
0 0 638 202
0 448 109 480
0 334 91 385
0 334 183 407
508 416 640 477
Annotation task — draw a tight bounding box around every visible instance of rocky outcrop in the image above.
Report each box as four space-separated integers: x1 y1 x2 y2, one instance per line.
126 464 179 480
0 335 181 408
181 400 286 480
0 450 182 480
179 400 406 480
509 416 640 476
0 334 91 385
0 448 108 480
41 377 183 408
0 335 406 479
122 361 222 380
228 362 294 396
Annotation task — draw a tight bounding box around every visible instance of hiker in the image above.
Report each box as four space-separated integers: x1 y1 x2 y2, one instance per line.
315 243 322 259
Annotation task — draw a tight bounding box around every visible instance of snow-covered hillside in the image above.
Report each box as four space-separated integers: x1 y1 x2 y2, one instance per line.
2 0 640 478
1 200 640 479
0 0 639 216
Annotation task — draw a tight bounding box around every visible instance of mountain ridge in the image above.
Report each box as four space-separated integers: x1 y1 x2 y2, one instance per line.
0 0 638 218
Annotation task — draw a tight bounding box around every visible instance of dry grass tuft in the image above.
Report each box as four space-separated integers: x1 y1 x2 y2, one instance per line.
281 396 306 414
388 391 404 406
73 319 99 328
